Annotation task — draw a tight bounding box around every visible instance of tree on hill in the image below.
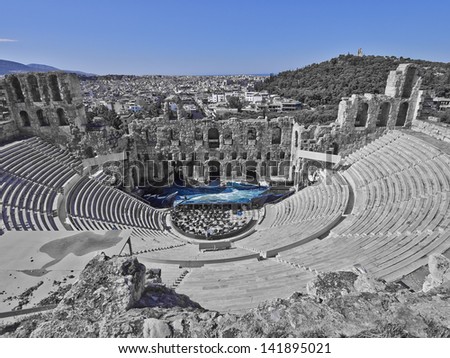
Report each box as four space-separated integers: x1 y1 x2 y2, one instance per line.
228 96 244 111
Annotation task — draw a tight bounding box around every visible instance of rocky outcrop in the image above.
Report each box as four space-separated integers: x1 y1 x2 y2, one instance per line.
1 254 450 338
422 254 450 293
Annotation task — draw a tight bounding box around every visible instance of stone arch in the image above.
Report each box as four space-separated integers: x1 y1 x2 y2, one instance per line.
331 142 339 155
271 126 281 144
208 128 219 148
270 161 278 176
225 162 232 179
170 128 179 140
36 109 50 126
376 102 390 127
245 160 258 183
10 76 24 102
19 111 31 127
247 127 256 143
234 162 243 177
279 160 291 177
27 75 41 102
396 102 408 127
260 161 267 178
48 74 62 101
131 166 139 188
355 102 369 127
57 108 69 126
194 127 203 140
231 151 237 160
208 160 221 181
402 67 417 98
223 128 233 144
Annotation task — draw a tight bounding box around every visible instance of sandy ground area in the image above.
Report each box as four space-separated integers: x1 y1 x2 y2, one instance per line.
0 230 132 315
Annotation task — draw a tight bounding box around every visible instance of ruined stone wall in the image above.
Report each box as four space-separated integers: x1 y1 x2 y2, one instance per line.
3 72 87 146
0 120 21 144
0 80 10 121
336 64 422 132
128 116 294 185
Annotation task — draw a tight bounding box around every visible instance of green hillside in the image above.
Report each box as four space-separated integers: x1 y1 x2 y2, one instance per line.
257 54 450 107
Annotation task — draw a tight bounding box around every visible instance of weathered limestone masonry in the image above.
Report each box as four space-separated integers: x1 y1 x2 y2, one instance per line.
0 80 20 142
287 64 424 183
127 116 294 185
0 64 429 189
1 72 87 146
337 64 422 131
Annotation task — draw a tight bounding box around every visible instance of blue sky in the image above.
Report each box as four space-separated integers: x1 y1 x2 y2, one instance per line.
1 0 449 75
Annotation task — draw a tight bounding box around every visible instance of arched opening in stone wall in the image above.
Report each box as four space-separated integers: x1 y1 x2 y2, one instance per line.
231 151 237 160
27 75 41 102
195 127 203 140
295 131 299 147
162 161 170 183
260 161 267 178
245 160 258 183
172 160 184 183
355 102 369 127
170 128 179 140
234 162 242 177
376 102 390 127
208 128 219 148
48 74 62 101
19 111 31 127
36 109 50 126
223 128 233 144
331 142 339 155
57 108 69 126
402 67 417 98
279 161 291 178
225 162 232 179
131 166 139 188
396 102 409 127
151 162 160 181
272 126 281 144
208 160 221 181
247 128 256 144
11 76 24 102
270 161 278 176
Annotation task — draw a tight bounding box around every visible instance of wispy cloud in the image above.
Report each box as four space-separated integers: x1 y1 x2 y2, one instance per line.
0 38 17 42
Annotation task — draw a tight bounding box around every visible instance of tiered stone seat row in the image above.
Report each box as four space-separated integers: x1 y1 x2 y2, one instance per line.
66 176 166 230
278 229 450 283
238 174 349 255
278 131 450 283
65 175 188 250
0 171 59 230
261 175 348 229
176 259 315 313
0 138 81 231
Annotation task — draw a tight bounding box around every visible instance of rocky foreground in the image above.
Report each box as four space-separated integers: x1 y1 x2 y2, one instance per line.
1 253 450 338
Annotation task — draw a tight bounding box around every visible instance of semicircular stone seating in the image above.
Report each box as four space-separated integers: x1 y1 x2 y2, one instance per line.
1 137 81 231
277 130 450 283
3 129 450 313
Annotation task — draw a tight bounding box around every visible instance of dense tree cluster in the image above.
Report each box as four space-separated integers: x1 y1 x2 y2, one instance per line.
256 54 450 107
